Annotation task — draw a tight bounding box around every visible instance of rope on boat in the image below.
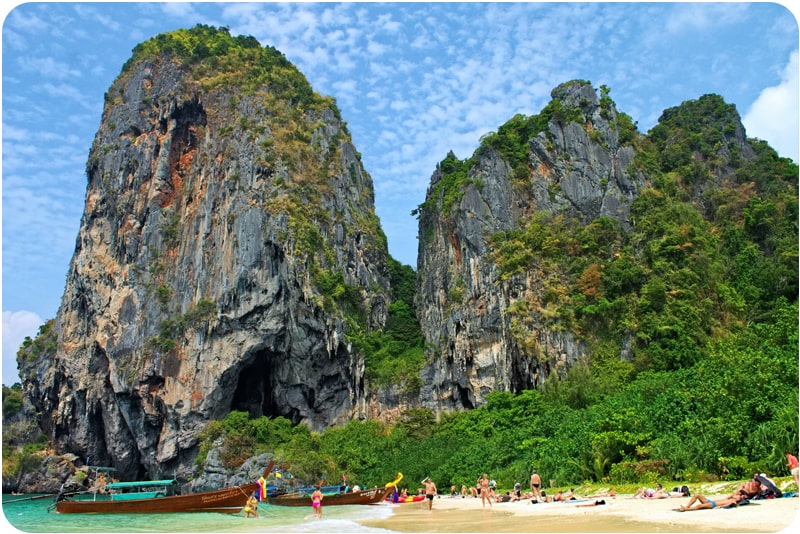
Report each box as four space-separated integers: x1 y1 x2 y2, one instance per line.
3 493 56 504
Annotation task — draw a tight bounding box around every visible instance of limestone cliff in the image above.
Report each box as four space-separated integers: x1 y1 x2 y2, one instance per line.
16 26 778 487
415 81 648 411
19 26 392 481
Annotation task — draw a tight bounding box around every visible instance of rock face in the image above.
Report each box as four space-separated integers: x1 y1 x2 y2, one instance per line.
19 28 392 481
415 81 648 411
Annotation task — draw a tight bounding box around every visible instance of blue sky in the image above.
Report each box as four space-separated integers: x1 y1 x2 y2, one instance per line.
2 1 798 386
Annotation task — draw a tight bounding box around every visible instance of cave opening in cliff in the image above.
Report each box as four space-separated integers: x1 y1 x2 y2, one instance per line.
230 349 281 421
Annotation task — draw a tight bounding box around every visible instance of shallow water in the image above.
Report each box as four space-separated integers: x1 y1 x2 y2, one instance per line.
2 494 396 533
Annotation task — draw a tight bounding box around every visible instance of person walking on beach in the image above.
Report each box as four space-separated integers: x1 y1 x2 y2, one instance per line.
311 485 324 519
423 477 437 510
479 474 492 508
678 492 743 511
530 469 542 503
785 451 799 489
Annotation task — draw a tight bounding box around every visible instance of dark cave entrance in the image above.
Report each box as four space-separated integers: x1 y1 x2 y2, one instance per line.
230 348 281 420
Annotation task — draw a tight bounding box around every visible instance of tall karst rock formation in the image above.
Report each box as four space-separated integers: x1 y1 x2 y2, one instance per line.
413 79 772 413
19 26 394 480
414 81 648 410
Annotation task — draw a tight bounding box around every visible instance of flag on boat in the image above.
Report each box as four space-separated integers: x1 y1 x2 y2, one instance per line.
256 476 267 500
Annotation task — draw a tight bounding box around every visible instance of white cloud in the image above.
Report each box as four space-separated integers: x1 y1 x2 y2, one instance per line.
366 39 388 56
17 56 81 79
742 50 799 162
664 3 749 34
2 310 44 386
40 82 98 111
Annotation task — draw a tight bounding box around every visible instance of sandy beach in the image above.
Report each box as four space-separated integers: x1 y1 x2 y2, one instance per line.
359 493 799 533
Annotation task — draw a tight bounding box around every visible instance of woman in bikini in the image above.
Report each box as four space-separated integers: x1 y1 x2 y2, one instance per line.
244 493 259 518
311 485 323 519
479 474 492 508
678 492 743 511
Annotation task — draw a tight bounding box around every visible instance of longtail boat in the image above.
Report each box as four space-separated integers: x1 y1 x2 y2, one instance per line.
52 460 274 514
269 472 402 507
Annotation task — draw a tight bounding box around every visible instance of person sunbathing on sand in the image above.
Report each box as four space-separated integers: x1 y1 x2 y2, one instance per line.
576 499 607 507
552 490 576 501
650 484 685 498
634 484 680 499
497 491 519 503
587 490 616 498
737 474 762 498
678 492 743 511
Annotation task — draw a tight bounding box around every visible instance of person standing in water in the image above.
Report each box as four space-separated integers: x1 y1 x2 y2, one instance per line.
311 485 323 519
244 493 259 518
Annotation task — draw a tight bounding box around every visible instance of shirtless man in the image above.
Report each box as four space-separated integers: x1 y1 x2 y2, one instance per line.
678 492 743 511
737 475 761 498
423 477 437 510
529 469 542 503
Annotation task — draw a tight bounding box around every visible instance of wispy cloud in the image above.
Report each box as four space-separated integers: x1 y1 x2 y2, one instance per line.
663 2 749 34
16 56 81 79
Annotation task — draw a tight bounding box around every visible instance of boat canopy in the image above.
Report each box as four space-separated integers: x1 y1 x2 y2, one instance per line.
107 480 177 489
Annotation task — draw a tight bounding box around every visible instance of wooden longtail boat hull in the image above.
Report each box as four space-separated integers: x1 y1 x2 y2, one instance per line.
53 461 274 514
269 472 403 507
268 485 392 507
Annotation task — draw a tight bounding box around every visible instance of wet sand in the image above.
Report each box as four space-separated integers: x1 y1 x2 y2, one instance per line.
359 494 800 533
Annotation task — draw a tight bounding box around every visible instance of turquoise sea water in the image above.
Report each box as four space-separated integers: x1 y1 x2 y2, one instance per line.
2 495 396 533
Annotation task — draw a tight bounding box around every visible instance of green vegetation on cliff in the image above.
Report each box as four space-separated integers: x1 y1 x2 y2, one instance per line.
123 24 320 107
350 258 425 391
489 92 797 375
